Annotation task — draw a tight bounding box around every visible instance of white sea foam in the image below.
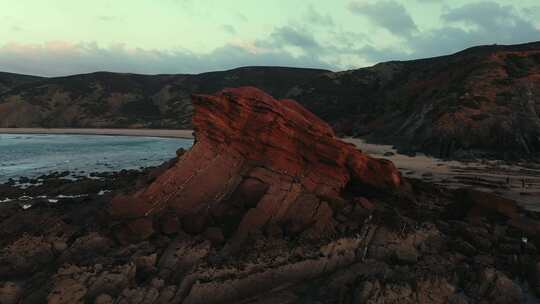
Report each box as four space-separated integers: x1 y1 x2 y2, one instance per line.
98 190 111 196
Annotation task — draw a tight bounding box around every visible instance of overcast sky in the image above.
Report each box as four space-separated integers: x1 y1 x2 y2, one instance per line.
1 0 539 76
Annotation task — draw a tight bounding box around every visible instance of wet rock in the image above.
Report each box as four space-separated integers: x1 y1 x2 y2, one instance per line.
181 237 362 304
448 293 470 304
0 281 23 304
472 268 523 304
154 285 177 304
58 233 113 264
176 148 186 158
394 247 419 265
47 278 87 304
116 283 161 304
203 227 225 246
159 214 181 235
94 294 113 304
46 263 136 303
451 189 521 220
0 235 54 277
157 236 211 283
182 215 208 235
353 196 375 211
452 239 477 256
416 278 457 303
86 264 136 299
134 253 157 276
354 280 381 303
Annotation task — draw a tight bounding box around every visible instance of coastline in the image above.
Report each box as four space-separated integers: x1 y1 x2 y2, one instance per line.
1 129 538 211
0 128 195 139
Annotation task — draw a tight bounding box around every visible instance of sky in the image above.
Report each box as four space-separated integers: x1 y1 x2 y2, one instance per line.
1 0 539 76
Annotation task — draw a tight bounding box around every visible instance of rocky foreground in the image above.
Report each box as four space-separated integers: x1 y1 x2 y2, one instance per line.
1 87 540 304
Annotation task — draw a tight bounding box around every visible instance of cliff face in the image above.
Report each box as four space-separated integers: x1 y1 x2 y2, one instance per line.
290 42 540 158
109 87 402 246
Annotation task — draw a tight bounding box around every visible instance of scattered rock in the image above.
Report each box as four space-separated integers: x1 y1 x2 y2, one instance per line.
394 247 419 265
94 294 113 304
0 281 23 304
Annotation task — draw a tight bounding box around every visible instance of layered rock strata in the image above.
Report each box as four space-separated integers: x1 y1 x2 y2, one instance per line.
110 87 402 247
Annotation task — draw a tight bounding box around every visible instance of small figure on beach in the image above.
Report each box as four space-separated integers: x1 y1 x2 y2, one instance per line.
521 178 526 189
521 236 528 253
506 176 510 184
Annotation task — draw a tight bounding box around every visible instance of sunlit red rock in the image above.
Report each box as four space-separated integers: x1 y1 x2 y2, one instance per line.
109 87 402 244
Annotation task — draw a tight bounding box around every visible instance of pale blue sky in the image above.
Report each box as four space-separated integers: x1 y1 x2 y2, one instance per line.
1 0 539 76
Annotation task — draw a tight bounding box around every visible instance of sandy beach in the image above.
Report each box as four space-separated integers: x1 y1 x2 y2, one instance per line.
345 137 540 212
0 128 194 139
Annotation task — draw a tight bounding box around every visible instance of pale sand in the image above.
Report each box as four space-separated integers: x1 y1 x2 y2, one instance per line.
0 128 194 139
344 137 540 212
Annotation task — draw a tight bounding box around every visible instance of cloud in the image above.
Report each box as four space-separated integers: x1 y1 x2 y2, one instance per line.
409 1 540 57
221 24 236 34
443 2 522 31
522 5 540 18
348 0 418 37
350 1 540 62
1 1 538 77
235 12 248 22
306 5 334 26
0 41 333 77
267 26 321 50
97 16 118 22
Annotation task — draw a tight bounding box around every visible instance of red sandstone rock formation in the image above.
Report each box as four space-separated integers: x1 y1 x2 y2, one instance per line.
110 87 402 244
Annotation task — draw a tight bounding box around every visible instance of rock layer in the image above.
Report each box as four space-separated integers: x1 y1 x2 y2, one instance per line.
110 87 401 244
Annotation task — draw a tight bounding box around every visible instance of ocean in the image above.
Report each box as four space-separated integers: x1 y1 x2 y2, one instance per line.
0 133 193 182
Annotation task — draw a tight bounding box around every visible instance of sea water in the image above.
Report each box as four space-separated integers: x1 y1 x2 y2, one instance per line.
0 134 193 183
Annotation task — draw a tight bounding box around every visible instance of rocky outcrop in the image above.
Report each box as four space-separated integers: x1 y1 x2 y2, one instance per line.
109 87 402 245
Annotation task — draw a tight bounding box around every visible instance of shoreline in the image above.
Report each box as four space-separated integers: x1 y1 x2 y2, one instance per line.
0 128 195 139
1 129 538 211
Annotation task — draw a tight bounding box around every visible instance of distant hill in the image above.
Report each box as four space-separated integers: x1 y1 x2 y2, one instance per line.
0 72 43 94
1 41 540 159
0 67 329 129
289 41 540 159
